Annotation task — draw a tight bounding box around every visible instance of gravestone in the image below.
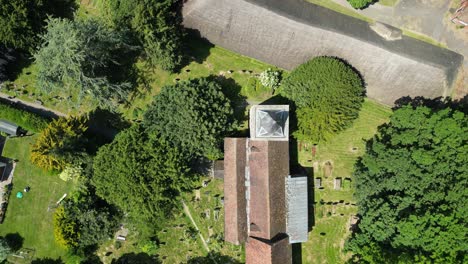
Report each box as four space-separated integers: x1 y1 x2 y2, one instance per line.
195 189 201 201
205 209 210 220
314 178 322 188
334 178 342 190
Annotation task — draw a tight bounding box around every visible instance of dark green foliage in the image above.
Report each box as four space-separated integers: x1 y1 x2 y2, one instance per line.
111 253 161 264
105 0 184 71
34 18 139 108
143 78 236 160
63 190 120 251
0 101 50 132
279 57 364 143
347 0 374 9
0 238 12 262
92 125 195 235
0 0 76 51
346 104 468 263
31 116 89 171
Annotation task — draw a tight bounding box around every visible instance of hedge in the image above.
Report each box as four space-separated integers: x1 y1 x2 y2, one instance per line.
0 101 50 132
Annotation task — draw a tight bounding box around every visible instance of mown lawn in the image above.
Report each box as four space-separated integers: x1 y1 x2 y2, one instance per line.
0 136 74 261
299 99 391 263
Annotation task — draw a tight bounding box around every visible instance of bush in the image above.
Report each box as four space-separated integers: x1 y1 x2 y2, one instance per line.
31 116 88 171
259 68 281 89
347 0 373 9
0 101 50 132
279 57 364 143
59 166 82 182
242 77 272 99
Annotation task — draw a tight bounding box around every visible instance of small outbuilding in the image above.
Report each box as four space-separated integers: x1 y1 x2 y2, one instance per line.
0 120 20 136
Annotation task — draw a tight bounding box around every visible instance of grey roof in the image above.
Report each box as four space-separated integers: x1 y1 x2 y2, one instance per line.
256 110 288 138
0 120 18 136
249 105 289 141
286 176 308 243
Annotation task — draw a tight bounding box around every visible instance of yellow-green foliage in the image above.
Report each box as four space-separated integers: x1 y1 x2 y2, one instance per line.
59 166 82 182
53 206 79 249
31 116 88 171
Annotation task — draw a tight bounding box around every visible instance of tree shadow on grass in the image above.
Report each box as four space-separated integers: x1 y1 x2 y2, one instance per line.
111 253 161 264
4 233 24 251
31 258 64 264
394 95 468 114
180 29 214 70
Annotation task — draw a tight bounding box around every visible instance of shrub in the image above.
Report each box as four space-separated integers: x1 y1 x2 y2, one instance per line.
259 68 281 89
31 116 88 171
0 101 50 132
59 166 82 182
347 0 373 9
279 57 364 143
53 206 79 248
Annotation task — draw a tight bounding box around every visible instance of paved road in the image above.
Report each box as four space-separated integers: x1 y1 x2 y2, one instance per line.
330 0 467 95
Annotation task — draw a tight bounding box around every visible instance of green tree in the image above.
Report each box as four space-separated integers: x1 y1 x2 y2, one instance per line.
104 0 184 71
53 206 79 249
31 116 88 171
279 57 364 143
346 103 468 263
143 78 236 160
34 18 138 108
0 238 12 262
0 0 76 51
347 0 373 9
92 125 195 235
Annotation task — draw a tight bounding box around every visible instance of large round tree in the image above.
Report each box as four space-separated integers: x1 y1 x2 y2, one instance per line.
279 57 364 143
92 125 194 235
346 103 467 263
143 78 236 160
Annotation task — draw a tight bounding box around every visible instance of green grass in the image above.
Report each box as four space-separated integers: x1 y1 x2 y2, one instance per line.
0 136 74 261
6 35 275 119
299 99 391 263
93 178 243 264
306 0 374 22
402 30 447 48
378 0 400 6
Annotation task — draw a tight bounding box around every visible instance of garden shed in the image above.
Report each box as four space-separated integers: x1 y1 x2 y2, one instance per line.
0 120 19 136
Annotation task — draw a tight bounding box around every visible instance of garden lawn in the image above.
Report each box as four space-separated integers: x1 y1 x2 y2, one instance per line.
0 136 74 261
299 99 391 263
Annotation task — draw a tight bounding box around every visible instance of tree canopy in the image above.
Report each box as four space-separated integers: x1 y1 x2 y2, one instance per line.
346 103 468 263
0 0 76 52
31 116 88 171
34 18 139 108
104 0 184 71
0 238 11 263
143 78 236 160
279 57 364 143
92 125 195 235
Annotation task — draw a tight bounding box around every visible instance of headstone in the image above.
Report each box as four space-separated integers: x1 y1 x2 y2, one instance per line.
204 209 210 220
334 178 342 190
314 178 322 188
214 209 220 221
208 226 214 237
195 189 201 201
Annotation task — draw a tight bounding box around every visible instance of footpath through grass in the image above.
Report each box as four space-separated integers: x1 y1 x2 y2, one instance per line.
0 136 74 261
299 99 391 263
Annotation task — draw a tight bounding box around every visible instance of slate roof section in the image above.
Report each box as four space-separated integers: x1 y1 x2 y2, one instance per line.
249 105 289 140
224 138 248 245
246 235 292 264
248 140 289 240
286 176 308 243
